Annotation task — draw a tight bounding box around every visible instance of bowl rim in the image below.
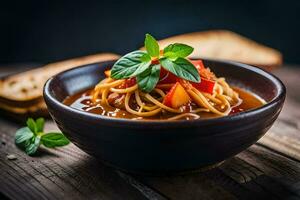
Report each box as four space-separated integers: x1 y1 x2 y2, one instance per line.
43 58 286 127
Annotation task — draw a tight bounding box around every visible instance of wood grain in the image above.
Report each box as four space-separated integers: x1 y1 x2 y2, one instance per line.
0 119 155 200
258 67 300 161
0 65 299 200
137 144 300 200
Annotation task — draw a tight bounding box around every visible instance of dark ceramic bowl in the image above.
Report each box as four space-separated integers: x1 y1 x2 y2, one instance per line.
43 59 285 175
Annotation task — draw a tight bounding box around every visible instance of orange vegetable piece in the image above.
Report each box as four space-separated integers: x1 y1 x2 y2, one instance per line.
163 82 190 108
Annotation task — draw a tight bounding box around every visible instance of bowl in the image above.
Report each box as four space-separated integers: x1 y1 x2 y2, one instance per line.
43 59 286 175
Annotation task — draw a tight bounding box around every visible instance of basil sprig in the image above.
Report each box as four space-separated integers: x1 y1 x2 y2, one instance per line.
111 51 151 79
137 64 161 92
163 43 194 59
15 118 70 155
110 33 200 92
145 33 160 57
159 57 199 83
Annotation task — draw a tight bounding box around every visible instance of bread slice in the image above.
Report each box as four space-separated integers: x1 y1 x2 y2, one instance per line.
0 53 119 102
0 53 119 118
0 99 46 114
141 30 282 69
0 100 48 122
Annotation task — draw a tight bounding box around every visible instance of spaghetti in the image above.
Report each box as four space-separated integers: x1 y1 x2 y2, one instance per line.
90 61 242 120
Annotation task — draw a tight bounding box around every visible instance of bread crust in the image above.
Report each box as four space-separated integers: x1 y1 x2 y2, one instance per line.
0 53 119 102
0 53 120 117
141 30 282 68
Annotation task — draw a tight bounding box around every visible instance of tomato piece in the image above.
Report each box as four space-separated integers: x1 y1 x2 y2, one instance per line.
124 78 136 88
104 70 136 88
151 59 160 65
191 59 215 80
191 78 215 94
159 68 179 84
118 78 136 89
190 60 205 72
163 82 190 108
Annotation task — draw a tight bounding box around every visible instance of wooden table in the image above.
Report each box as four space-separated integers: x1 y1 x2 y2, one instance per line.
0 65 299 200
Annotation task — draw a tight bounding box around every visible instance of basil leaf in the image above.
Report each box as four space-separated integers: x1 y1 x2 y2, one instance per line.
140 53 151 62
25 136 41 155
15 127 34 144
26 118 37 134
41 133 70 148
145 34 159 57
35 118 45 133
160 57 200 83
111 50 151 79
163 43 194 58
137 65 161 93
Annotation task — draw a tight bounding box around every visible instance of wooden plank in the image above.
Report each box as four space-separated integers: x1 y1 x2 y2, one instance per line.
257 67 300 161
259 119 300 161
0 119 154 200
137 144 300 200
118 172 168 200
273 66 300 123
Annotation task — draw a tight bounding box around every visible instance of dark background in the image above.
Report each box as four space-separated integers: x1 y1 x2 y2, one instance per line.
1 0 299 65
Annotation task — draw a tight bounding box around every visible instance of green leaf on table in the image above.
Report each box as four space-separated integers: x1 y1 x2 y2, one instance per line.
41 133 70 148
26 118 37 134
145 33 160 57
163 43 194 59
25 136 41 155
111 50 151 79
160 57 200 83
15 117 70 156
15 127 34 144
137 64 161 93
35 118 45 133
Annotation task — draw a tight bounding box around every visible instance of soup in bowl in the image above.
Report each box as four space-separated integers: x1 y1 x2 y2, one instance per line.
63 58 266 121
44 58 285 174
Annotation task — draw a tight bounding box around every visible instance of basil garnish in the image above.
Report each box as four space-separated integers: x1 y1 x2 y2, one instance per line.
110 33 200 92
137 64 161 93
111 51 151 79
160 57 200 83
15 118 70 155
145 34 160 57
163 43 194 59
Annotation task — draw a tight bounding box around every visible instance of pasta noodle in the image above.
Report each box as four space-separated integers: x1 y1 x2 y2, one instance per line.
91 72 242 120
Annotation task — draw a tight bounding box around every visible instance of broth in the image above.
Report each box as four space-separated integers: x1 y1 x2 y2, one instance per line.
63 87 265 120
